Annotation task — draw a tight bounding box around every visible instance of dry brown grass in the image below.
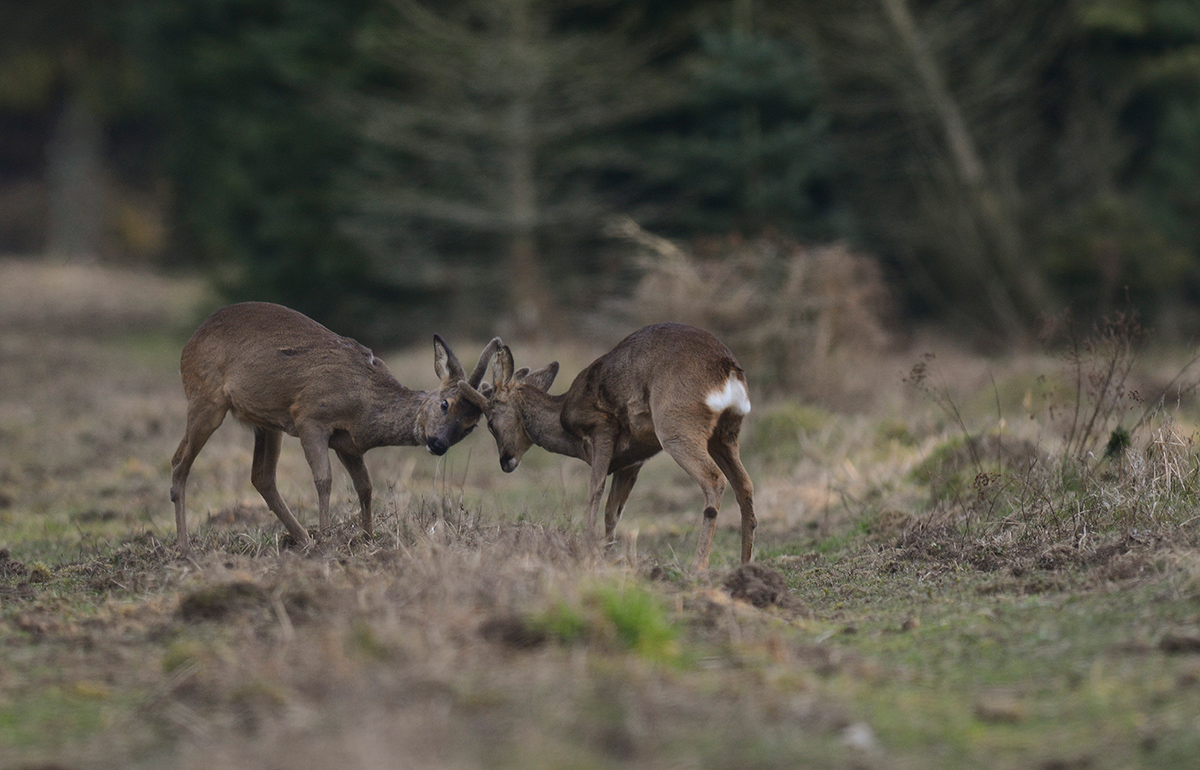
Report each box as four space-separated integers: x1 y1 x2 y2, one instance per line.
0 257 209 335
0 260 862 768
6 261 1200 769
1 503 851 769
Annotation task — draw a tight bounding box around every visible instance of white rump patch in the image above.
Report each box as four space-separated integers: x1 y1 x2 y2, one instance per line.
705 376 751 415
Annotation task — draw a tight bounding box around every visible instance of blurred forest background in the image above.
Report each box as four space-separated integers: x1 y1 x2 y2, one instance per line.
3 0 1200 352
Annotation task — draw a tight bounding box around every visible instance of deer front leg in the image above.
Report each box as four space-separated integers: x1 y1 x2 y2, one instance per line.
585 431 616 538
297 422 334 532
604 463 642 542
336 450 373 536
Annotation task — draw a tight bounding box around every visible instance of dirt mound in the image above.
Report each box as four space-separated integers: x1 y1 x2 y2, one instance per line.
177 579 271 621
478 614 549 650
0 548 28 578
724 564 802 610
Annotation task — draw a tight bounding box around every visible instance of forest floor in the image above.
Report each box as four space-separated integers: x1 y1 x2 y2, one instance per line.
3 259 1200 769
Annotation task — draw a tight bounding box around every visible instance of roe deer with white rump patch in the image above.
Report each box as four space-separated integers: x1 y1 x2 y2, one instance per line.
170 302 497 552
484 322 755 570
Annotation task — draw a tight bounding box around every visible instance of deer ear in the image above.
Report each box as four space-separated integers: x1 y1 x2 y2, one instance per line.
492 345 515 388
524 362 559 392
458 381 490 412
468 337 503 388
434 334 466 383
513 367 531 380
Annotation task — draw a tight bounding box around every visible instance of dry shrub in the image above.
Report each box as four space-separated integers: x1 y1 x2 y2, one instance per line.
605 218 893 398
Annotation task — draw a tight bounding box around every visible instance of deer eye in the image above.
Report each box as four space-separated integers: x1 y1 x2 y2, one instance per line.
440 399 450 413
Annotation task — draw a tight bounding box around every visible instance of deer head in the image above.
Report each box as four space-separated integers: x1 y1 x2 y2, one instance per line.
423 334 495 455
484 344 558 472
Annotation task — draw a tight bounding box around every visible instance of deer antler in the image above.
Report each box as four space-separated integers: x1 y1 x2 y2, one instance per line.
468 337 504 388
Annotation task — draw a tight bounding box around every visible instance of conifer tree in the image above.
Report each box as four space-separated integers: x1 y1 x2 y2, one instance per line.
349 0 672 337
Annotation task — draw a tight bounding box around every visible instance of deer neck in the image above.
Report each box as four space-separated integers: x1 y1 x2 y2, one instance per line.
519 389 586 461
361 381 429 449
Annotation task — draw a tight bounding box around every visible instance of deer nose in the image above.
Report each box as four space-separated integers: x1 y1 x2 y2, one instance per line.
427 437 449 456
501 455 519 473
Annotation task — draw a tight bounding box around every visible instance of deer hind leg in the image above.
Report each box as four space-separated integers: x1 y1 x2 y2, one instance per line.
170 398 228 552
297 421 334 532
709 414 756 564
604 462 643 542
658 421 726 571
336 450 373 536
251 427 312 547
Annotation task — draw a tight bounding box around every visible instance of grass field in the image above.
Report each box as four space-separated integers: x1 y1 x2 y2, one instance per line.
3 260 1200 769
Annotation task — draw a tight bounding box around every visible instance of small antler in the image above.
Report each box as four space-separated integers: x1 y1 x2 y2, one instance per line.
458 380 490 411
468 337 503 388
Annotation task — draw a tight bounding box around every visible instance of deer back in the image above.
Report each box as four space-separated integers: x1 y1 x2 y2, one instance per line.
561 322 748 436
180 303 392 431
181 302 494 451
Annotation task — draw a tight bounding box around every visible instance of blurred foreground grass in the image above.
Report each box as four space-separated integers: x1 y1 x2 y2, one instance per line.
3 260 1200 769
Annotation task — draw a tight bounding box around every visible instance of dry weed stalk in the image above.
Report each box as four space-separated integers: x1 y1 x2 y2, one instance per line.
1149 425 1195 498
905 311 1200 562
1042 310 1146 462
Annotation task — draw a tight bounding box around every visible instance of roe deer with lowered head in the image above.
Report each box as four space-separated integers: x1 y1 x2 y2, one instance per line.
169 302 497 552
484 322 755 570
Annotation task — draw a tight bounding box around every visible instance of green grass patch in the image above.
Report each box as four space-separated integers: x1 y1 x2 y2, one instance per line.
780 552 1200 770
533 600 592 645
6 265 1200 769
106 328 195 368
529 583 683 665
744 401 836 467
593 584 680 663
0 684 118 751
